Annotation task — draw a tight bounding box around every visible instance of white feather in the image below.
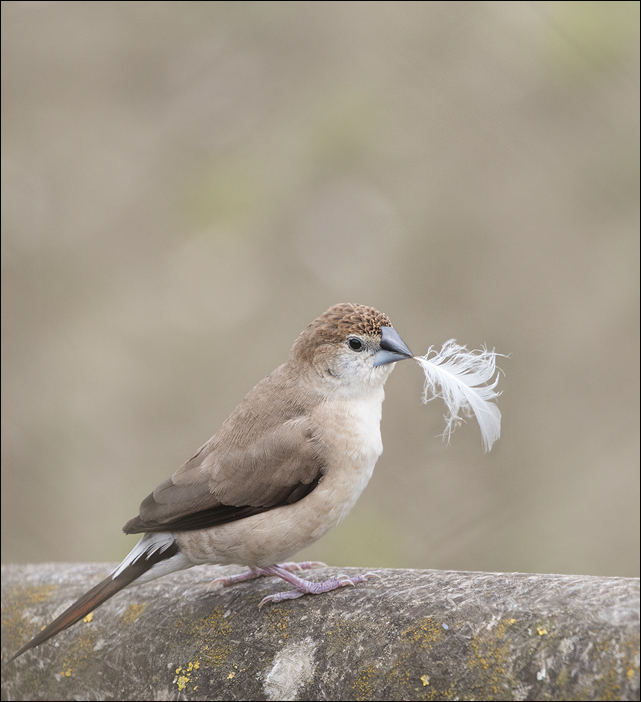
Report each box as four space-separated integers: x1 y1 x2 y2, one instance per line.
414 340 504 452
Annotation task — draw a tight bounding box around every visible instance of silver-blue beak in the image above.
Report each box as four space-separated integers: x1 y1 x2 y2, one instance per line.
373 326 413 366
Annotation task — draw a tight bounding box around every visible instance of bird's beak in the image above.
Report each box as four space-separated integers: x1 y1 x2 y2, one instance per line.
373 327 414 366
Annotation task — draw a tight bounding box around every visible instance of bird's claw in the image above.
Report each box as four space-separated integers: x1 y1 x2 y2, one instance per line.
258 572 373 608
336 575 356 587
258 589 306 609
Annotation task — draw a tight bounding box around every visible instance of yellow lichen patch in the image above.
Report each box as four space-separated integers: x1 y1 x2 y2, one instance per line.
389 661 413 691
381 619 454 701
174 606 233 669
582 635 639 702
401 617 445 649
599 665 625 702
200 642 230 669
57 630 99 678
226 661 245 680
537 627 548 636
559 636 639 702
23 586 57 604
353 663 378 701
83 612 94 623
468 619 518 697
326 615 362 652
1 584 58 651
556 667 569 689
175 674 189 692
494 617 518 640
173 660 201 692
264 605 293 640
122 603 146 625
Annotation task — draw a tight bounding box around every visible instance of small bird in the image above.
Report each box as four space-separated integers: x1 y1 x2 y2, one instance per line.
10 303 413 661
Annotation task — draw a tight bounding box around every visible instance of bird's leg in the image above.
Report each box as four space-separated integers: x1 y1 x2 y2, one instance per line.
258 564 375 607
210 561 326 588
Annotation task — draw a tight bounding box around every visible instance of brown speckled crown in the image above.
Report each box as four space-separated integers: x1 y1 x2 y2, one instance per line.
291 303 392 362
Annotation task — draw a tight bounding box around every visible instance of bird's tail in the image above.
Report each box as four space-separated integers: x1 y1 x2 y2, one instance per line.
10 533 181 662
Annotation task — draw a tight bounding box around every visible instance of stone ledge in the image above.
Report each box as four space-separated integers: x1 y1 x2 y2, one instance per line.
1 563 639 701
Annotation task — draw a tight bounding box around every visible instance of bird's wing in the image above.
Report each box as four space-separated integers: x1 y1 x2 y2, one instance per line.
123 365 326 534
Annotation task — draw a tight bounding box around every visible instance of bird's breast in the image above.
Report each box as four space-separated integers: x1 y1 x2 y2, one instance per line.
309 389 385 519
315 391 385 470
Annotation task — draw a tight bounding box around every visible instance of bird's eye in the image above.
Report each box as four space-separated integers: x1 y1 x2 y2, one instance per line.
347 337 364 351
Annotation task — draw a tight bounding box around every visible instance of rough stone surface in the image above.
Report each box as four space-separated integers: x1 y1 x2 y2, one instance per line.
1 563 639 701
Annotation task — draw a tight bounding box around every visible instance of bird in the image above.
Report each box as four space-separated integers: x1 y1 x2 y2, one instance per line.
10 302 413 661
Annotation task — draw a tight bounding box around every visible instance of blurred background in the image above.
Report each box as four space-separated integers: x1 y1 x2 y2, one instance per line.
2 1 639 578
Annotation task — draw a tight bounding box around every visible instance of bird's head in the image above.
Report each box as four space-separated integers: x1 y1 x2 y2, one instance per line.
290 303 413 393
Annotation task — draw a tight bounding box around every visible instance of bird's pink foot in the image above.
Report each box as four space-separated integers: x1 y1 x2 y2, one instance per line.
209 561 326 589
257 565 375 608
